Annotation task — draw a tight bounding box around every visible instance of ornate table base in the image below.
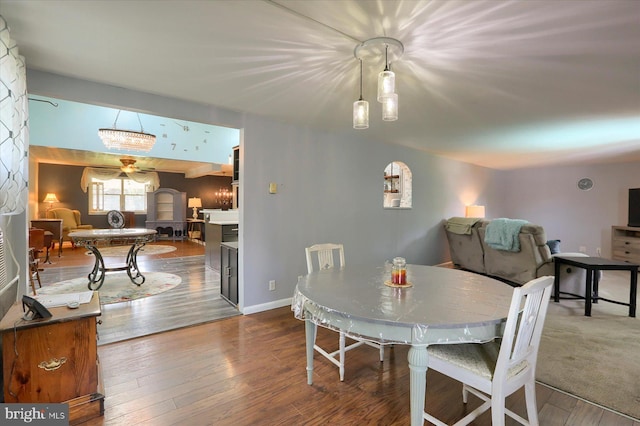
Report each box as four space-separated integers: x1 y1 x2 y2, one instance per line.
70 229 157 291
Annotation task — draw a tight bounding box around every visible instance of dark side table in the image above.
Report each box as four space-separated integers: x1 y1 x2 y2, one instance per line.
553 256 638 317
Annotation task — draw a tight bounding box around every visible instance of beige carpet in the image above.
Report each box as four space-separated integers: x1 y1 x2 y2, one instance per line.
537 270 640 419
36 272 182 304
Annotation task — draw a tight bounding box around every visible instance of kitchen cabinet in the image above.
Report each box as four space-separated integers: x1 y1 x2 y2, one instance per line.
221 241 238 306
205 222 238 270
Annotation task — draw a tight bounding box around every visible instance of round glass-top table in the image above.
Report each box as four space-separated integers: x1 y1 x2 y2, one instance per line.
69 228 157 290
292 263 514 426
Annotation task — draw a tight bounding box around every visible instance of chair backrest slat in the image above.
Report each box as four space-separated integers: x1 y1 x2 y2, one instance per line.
305 243 345 274
494 276 553 380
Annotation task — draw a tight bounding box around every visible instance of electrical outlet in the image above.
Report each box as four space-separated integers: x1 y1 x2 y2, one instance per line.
579 246 586 253
596 247 601 256
269 280 276 291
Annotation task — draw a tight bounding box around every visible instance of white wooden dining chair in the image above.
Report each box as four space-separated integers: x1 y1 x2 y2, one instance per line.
305 243 384 381
424 275 554 426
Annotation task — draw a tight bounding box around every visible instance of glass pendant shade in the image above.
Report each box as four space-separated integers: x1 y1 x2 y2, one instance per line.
353 99 369 129
377 70 396 102
382 93 398 121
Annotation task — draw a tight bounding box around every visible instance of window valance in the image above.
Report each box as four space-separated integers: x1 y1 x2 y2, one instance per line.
80 167 160 193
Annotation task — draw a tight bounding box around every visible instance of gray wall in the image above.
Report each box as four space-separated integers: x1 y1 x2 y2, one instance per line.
238 114 501 309
497 162 640 257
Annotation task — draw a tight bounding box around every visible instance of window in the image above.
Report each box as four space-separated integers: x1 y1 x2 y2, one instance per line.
89 177 151 214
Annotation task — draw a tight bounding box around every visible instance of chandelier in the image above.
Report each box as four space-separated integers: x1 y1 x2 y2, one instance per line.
353 37 404 129
215 188 233 209
99 110 156 152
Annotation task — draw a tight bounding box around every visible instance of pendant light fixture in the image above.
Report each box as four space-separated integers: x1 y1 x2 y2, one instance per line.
99 110 156 152
353 58 369 129
353 37 403 129
377 44 396 102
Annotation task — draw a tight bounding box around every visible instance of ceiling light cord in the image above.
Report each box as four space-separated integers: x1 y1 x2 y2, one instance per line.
136 113 146 133
111 110 122 129
359 59 364 101
384 44 390 72
110 110 146 133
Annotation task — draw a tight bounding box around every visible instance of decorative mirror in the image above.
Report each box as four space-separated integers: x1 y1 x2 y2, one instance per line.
383 161 412 208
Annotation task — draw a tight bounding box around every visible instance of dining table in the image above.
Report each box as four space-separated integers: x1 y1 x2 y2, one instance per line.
69 228 157 290
292 263 514 426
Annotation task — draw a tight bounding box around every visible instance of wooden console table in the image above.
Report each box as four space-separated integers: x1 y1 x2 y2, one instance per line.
31 218 63 260
0 292 104 425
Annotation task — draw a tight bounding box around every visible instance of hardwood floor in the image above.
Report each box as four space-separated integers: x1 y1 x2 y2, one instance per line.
37 240 239 345
37 244 638 425
75 307 638 426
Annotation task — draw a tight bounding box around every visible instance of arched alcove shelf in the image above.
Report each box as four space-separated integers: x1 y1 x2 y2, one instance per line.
383 161 412 209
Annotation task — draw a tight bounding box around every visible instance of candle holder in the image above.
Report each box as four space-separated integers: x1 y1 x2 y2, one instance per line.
385 257 412 287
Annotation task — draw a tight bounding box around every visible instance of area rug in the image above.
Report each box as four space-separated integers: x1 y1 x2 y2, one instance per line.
84 244 177 257
37 272 182 305
537 270 640 420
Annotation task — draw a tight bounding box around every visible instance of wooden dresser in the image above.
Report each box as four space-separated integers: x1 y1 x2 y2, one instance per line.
611 226 640 264
0 293 104 425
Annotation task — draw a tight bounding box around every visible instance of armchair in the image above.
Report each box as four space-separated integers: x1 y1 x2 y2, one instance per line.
46 208 93 249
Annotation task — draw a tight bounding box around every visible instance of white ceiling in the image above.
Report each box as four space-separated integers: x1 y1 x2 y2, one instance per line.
2 0 639 170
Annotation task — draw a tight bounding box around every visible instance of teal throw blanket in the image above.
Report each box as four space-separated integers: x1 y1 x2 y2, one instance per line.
484 218 529 252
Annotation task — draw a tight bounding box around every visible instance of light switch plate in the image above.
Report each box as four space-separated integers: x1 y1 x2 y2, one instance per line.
269 183 277 194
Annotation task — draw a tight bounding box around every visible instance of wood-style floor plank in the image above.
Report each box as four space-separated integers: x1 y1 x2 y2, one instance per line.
35 242 640 425
37 240 239 344
71 307 637 426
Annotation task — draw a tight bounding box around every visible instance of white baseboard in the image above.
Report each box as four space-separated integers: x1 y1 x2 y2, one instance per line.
242 297 292 315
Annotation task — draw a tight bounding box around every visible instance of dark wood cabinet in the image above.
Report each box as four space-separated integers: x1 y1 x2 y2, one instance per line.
0 293 104 425
232 145 239 183
205 223 238 270
122 210 136 228
221 242 238 306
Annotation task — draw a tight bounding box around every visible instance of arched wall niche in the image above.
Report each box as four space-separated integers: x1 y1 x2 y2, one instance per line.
383 161 412 209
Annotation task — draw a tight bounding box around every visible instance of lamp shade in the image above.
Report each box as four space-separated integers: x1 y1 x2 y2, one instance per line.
382 93 398 121
353 99 369 129
43 193 59 204
188 197 202 208
377 70 395 102
465 205 485 218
